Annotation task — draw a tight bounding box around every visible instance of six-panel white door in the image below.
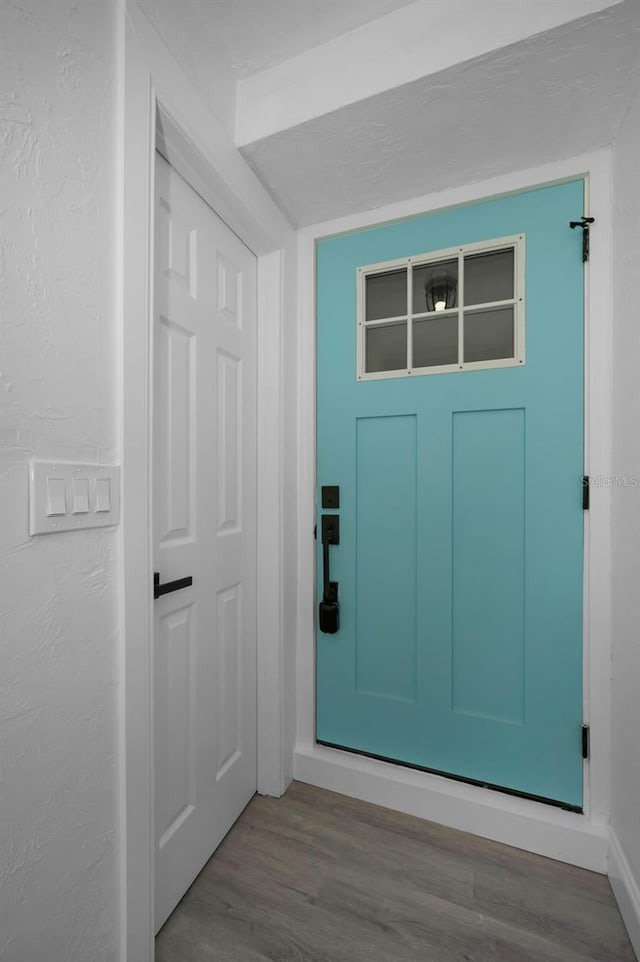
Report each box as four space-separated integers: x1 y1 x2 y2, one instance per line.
153 153 257 931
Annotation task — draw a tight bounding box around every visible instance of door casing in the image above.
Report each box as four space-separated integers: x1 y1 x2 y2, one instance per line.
120 5 296 959
294 149 613 873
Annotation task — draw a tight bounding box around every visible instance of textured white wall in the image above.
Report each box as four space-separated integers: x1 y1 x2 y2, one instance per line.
611 89 640 888
0 2 119 960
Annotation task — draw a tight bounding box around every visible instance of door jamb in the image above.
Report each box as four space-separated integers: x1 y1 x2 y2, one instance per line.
295 149 613 870
119 5 295 959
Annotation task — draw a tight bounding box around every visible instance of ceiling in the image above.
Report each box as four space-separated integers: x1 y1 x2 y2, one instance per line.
141 0 639 227
206 0 416 76
240 2 640 226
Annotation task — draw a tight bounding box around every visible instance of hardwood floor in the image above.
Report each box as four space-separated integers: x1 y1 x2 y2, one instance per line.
156 782 636 962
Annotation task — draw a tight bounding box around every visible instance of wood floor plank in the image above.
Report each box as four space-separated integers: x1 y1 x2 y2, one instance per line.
156 783 637 962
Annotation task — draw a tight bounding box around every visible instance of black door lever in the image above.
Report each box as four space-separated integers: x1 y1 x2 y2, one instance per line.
154 571 193 600
319 515 339 634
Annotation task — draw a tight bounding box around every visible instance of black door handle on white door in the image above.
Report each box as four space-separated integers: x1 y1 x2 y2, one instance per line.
153 571 193 600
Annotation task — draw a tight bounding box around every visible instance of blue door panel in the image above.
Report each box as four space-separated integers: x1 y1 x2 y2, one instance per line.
316 181 585 808
451 407 526 724
356 415 418 702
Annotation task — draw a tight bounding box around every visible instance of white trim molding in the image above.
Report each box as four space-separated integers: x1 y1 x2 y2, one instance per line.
609 831 640 959
256 249 287 797
356 234 525 381
295 744 608 871
295 149 613 875
119 4 296 959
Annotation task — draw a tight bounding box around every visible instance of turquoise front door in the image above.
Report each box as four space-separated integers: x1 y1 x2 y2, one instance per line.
316 181 586 810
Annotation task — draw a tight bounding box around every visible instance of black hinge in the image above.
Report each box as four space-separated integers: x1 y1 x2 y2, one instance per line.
582 724 590 760
582 475 590 510
569 217 595 262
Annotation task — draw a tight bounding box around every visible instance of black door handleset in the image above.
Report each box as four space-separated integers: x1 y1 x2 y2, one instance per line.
319 485 340 634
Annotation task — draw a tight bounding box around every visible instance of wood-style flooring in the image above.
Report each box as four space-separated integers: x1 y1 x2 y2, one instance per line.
156 781 636 962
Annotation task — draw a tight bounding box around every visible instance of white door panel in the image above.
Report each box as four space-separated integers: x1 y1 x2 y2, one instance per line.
153 153 257 932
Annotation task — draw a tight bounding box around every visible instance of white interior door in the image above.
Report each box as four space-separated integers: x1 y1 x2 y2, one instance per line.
153 152 257 931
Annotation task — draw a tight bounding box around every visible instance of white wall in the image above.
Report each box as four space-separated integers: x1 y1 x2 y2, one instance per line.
610 84 640 937
137 0 237 138
0 2 119 960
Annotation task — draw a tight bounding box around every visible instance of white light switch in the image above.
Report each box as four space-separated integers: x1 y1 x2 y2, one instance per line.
30 461 120 535
72 478 90 514
94 477 111 512
46 477 67 516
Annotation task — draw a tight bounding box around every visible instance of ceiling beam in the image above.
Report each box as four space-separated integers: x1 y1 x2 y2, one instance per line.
236 0 623 147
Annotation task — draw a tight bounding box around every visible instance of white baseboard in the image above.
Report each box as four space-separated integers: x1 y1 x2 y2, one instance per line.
294 743 609 873
609 830 640 959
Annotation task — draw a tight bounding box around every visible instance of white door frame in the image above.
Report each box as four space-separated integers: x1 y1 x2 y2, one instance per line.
118 5 296 959
295 150 613 873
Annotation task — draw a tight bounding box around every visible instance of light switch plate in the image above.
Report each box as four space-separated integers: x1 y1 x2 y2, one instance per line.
29 460 120 535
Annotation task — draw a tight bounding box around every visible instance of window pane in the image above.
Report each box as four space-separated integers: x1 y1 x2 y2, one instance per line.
413 259 458 314
464 307 514 362
413 315 457 368
366 269 407 321
365 321 407 373
464 249 514 306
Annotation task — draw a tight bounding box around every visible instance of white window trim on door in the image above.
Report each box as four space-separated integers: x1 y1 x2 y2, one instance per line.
119 4 297 960
356 234 526 380
295 150 613 874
